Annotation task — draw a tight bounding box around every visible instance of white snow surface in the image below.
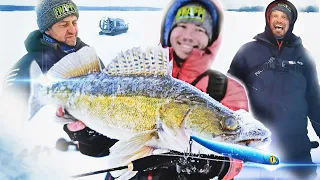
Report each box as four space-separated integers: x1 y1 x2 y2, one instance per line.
0 7 319 180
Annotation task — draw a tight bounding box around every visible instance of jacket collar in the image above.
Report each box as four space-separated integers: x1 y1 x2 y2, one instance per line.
24 30 83 53
254 30 302 48
42 34 76 53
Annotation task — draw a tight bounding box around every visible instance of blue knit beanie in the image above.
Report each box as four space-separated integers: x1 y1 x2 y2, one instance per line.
36 0 79 32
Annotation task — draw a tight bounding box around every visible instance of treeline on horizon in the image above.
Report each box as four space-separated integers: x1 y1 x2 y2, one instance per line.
0 5 318 12
227 5 319 12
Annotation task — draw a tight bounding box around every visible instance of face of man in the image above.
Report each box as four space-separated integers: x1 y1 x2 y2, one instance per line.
169 22 209 59
269 10 289 38
45 15 78 46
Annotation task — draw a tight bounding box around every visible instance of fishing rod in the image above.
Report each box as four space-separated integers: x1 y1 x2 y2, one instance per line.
71 135 285 178
71 151 234 178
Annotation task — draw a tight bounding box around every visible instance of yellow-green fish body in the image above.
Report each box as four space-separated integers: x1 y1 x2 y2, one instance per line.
28 46 271 179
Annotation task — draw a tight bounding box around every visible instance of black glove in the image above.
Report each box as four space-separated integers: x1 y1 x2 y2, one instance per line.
171 151 230 179
63 125 118 157
129 151 231 180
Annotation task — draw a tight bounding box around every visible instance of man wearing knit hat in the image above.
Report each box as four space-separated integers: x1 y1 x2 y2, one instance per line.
2 0 121 170
167 3 214 59
36 0 80 47
228 0 320 179
160 0 248 114
149 1 247 179
106 0 246 179
57 0 247 180
268 2 292 39
2 0 99 133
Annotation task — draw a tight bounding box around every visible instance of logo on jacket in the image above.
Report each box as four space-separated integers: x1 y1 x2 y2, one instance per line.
254 57 303 77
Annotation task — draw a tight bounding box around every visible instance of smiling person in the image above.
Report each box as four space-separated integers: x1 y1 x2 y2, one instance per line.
1 0 93 127
160 0 249 112
59 0 248 179
228 0 320 178
134 0 248 179
126 0 248 179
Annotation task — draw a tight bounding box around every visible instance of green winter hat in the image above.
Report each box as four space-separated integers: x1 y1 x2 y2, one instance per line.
36 0 79 32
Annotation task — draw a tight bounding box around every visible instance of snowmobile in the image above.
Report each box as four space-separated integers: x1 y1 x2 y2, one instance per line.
99 17 129 36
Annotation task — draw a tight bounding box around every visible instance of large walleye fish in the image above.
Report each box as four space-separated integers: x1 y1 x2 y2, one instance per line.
28 46 271 179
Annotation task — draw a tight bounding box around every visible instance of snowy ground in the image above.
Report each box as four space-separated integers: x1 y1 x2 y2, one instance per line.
0 10 320 179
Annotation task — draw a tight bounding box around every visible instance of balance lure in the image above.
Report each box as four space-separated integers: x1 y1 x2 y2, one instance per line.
191 135 279 165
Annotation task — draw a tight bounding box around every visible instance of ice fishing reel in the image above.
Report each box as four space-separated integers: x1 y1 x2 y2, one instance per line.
55 138 79 152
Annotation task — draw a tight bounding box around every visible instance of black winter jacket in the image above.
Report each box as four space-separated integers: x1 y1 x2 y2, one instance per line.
3 30 88 106
228 10 320 162
2 29 118 155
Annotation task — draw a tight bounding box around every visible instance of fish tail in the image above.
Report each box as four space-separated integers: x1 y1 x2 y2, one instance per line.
27 61 46 120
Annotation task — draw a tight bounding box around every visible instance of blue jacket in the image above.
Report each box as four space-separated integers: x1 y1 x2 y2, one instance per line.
228 1 320 161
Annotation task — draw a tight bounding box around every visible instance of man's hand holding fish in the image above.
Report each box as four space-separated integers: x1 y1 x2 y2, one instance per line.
29 46 272 179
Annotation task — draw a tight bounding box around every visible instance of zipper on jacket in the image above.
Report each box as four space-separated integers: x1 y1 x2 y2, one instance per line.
276 40 283 51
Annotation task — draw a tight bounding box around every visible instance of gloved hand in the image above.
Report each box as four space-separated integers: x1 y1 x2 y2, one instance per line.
171 151 242 180
130 151 243 180
56 107 118 157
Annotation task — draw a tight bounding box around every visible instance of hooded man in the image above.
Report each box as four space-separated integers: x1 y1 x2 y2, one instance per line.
161 0 248 111
1 0 94 128
59 0 246 179
228 0 320 178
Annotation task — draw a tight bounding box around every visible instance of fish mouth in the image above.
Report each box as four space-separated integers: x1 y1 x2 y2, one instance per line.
237 137 271 147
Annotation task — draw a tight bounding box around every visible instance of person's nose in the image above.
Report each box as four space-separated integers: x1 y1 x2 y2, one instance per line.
67 23 77 34
181 28 194 43
274 16 283 24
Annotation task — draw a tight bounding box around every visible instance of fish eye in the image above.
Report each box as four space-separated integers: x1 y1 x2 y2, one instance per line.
221 117 238 131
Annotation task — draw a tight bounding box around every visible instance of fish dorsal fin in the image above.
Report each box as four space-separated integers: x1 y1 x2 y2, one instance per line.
47 46 101 81
104 45 171 76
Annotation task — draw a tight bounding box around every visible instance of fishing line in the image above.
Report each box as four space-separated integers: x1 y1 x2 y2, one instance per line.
156 153 236 163
70 153 235 178
71 166 127 178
